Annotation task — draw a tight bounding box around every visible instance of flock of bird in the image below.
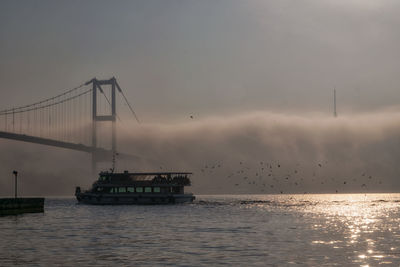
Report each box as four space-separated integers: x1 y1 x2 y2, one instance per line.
197 160 382 194
187 115 383 194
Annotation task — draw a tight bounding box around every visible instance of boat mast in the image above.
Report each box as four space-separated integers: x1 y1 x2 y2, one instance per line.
111 151 117 173
333 88 337 117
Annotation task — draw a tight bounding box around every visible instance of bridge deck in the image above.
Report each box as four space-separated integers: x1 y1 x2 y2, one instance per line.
0 131 138 161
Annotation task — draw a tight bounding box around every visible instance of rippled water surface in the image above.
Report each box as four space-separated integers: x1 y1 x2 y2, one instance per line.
1 194 400 266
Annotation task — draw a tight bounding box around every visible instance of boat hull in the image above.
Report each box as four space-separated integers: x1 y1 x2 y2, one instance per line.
76 193 195 205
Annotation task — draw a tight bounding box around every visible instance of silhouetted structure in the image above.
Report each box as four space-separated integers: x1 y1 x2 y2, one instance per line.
0 77 140 178
0 171 44 216
75 171 195 204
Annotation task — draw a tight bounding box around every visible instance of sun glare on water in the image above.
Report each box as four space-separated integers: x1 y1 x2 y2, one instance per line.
306 194 398 265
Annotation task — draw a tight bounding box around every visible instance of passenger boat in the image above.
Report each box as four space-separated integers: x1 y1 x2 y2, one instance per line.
75 171 195 205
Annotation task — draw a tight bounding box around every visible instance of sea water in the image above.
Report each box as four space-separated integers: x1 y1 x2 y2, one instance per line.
1 194 400 266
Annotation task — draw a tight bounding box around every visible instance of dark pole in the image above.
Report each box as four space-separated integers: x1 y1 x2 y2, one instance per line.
13 170 18 199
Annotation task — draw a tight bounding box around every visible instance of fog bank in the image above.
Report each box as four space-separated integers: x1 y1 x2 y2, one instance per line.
1 111 400 196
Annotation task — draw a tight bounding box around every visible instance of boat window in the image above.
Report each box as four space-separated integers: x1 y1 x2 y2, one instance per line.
119 187 126 193
127 187 134 193
173 187 181 193
145 187 152 193
110 188 115 193
136 187 143 193
153 187 160 193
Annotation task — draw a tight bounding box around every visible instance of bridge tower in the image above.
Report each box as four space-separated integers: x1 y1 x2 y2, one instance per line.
87 77 119 176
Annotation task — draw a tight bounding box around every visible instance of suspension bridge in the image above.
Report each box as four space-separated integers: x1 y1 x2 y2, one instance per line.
0 77 140 176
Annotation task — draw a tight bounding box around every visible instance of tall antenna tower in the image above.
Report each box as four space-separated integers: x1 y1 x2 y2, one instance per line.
333 88 337 117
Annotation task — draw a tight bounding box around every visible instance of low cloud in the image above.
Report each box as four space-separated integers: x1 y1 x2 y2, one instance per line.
119 111 400 194
1 111 400 196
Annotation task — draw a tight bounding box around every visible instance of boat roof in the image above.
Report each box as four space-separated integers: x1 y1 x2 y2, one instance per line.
98 171 193 182
100 171 192 176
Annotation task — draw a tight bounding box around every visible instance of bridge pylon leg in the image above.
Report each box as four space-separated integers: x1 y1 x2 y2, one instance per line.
91 152 97 178
92 78 98 178
89 77 118 178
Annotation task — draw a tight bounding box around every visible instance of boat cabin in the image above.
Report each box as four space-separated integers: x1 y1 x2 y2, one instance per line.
90 171 192 195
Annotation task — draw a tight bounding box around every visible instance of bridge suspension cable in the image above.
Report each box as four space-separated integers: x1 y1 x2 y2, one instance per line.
0 81 93 146
0 83 88 115
0 77 141 174
0 88 92 115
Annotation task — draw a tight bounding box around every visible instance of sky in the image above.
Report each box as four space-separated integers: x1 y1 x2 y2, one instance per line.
0 0 400 195
1 0 400 119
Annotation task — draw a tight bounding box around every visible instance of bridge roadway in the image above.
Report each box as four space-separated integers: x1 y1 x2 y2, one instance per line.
0 131 139 161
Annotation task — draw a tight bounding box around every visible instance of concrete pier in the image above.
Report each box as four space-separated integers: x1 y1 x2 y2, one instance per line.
0 198 44 216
